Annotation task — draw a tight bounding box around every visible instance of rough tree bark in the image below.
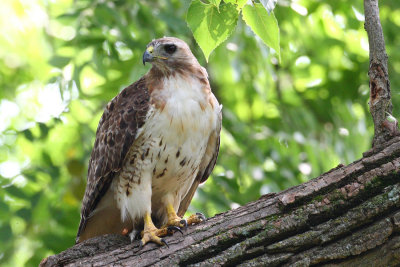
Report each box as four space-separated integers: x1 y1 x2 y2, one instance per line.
41 1 400 266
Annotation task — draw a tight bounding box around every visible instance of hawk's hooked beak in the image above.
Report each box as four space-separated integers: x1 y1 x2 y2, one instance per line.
142 45 168 65
143 45 156 65
142 50 153 66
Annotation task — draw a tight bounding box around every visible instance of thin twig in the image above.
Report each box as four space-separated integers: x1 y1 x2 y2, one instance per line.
364 0 397 147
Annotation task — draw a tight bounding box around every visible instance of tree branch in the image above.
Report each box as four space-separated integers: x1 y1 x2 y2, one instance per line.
364 0 398 146
41 137 400 267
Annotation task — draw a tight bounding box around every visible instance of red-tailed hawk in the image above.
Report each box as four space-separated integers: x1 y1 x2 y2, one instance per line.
76 37 222 247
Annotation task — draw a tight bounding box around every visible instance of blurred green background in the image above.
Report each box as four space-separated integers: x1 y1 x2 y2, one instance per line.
1 0 399 266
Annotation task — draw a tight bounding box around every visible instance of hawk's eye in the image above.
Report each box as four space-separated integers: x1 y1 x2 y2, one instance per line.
164 44 177 54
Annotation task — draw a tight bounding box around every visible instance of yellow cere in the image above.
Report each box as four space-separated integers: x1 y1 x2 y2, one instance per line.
147 45 154 53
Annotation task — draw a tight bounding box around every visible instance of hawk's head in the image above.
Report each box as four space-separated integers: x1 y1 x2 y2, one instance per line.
143 37 199 72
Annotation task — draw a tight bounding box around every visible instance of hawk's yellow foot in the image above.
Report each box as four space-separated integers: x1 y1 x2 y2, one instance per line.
139 206 207 248
160 204 206 234
161 203 187 230
140 212 169 248
187 212 206 225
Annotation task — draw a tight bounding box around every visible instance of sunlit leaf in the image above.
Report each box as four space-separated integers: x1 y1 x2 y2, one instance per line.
209 0 221 8
224 0 247 10
242 3 280 61
187 0 238 61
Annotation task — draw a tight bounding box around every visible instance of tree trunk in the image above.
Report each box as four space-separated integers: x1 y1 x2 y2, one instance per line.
41 137 400 266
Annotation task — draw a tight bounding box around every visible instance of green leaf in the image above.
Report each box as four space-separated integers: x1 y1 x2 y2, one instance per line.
38 123 49 139
224 0 247 10
242 3 280 61
209 0 221 8
187 0 238 61
48 56 71 68
22 129 34 141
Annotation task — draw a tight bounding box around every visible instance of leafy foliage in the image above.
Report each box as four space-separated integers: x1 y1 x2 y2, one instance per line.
187 0 279 60
1 0 400 266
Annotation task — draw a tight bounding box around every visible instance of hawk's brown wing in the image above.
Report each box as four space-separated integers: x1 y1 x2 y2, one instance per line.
177 106 222 217
76 77 150 242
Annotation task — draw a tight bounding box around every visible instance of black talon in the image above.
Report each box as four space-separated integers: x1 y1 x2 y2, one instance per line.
161 238 169 248
167 227 173 235
167 226 183 235
180 219 188 228
196 212 206 221
138 241 144 250
135 232 141 240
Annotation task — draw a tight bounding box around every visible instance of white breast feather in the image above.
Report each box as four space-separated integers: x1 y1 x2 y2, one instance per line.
116 74 221 224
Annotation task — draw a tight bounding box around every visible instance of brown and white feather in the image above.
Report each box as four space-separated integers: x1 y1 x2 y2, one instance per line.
76 37 221 243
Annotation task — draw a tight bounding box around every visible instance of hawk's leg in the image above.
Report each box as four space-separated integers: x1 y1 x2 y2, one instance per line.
163 203 187 229
140 211 169 247
161 203 206 231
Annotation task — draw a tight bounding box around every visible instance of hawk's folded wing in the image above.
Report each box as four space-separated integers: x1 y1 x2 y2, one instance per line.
76 78 150 242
